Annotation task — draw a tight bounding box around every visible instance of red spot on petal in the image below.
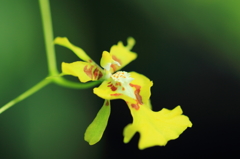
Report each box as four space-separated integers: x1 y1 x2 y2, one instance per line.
111 55 122 72
111 86 117 91
84 65 94 79
89 59 92 63
115 82 121 86
110 93 122 96
131 103 140 110
130 83 143 105
84 65 103 80
112 55 121 64
105 100 109 106
93 67 103 80
108 83 117 91
110 64 117 72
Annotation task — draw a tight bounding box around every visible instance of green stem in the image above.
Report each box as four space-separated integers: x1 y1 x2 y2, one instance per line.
39 0 58 76
53 77 101 89
0 78 52 114
39 0 100 89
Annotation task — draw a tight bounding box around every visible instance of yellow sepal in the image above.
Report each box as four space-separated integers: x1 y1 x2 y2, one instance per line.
123 105 192 150
109 37 137 72
62 61 103 83
54 37 93 62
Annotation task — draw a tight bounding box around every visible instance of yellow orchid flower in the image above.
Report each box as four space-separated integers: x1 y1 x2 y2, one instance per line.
54 37 192 149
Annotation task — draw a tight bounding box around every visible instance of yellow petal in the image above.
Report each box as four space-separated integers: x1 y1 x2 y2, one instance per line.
123 105 192 150
100 51 112 69
84 100 111 145
54 37 93 63
109 37 137 72
93 80 136 103
145 100 152 109
129 72 153 106
62 61 104 82
126 37 136 50
100 51 120 71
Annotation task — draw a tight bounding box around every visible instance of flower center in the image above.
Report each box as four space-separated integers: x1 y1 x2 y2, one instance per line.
111 71 133 83
109 71 136 99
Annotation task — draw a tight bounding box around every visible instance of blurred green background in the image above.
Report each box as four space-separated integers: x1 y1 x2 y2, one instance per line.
1 0 240 158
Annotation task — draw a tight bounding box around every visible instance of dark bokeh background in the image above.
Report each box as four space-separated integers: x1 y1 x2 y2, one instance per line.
1 0 240 158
